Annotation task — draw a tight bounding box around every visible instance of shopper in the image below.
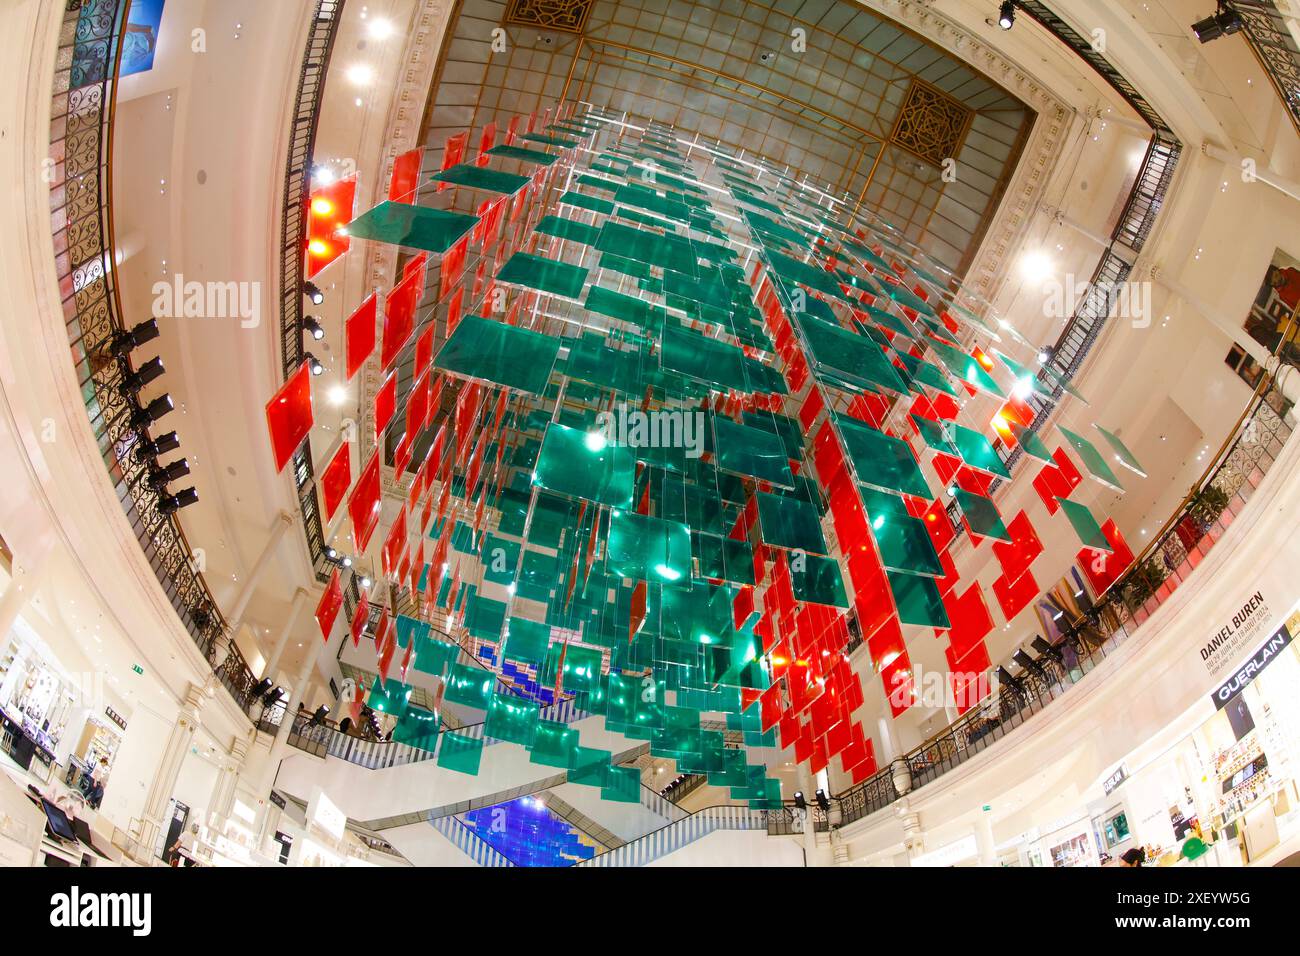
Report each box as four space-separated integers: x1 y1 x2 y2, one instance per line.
1120 847 1145 867
169 823 200 867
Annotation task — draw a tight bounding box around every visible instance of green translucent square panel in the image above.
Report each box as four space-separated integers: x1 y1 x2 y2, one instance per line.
888 571 950 628
585 285 666 332
1095 425 1147 477
392 707 439 752
484 143 558 166
485 693 538 746
366 676 410 718
559 190 615 215
1056 497 1113 552
692 533 756 585
346 201 477 254
433 314 560 395
602 764 641 803
993 350 1055 399
1009 422 1055 462
1058 426 1123 490
530 720 578 768
794 311 908 394
713 416 794 487
661 324 778 393
540 643 602 695
430 163 530 194
436 731 483 775
790 553 849 607
563 337 644 395
607 510 692 586
503 617 550 666
533 423 635 508
895 352 958 396
910 414 958 456
595 222 698 275
519 132 579 148
444 662 493 710
480 533 520 586
950 421 1012 479
755 492 827 554
952 489 1011 541
535 214 603 247
497 251 588 299
862 499 943 576
926 337 1005 397
835 415 932 499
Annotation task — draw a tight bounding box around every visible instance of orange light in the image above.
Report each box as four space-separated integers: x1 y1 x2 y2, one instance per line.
311 197 335 216
308 239 331 257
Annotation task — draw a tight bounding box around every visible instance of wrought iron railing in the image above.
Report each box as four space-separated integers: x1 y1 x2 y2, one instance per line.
1231 0 1300 137
49 0 261 709
278 0 347 581
836 386 1294 827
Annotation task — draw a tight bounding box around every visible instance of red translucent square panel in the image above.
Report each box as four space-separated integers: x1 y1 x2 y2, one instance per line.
382 505 408 578
319 441 352 521
389 147 421 203
315 568 344 643
374 370 397 444
381 268 421 370
407 370 429 436
264 361 314 473
1078 518 1135 595
349 448 383 552
440 131 467 180
441 235 469 298
992 510 1043 583
307 176 356 279
414 324 434 380
350 588 370 647
1033 456 1081 514
1052 446 1084 486
849 749 879 783
935 546 960 596
404 252 429 288
865 614 905 669
824 717 852 758
345 293 378 381
993 568 1039 622
947 646 992 714
919 497 955 552
880 651 915 717
941 582 994 660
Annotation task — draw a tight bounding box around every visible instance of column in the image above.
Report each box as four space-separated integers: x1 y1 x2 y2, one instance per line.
140 682 205 858
261 586 308 682
975 811 997 867
208 734 251 825
897 801 924 866
795 762 822 866
1203 141 1300 204
216 512 293 662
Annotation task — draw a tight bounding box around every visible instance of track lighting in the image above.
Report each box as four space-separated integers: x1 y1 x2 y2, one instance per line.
148 457 191 489
303 281 325 305
119 355 165 393
1192 3 1243 42
303 316 325 340
109 319 160 357
998 0 1015 29
130 394 173 428
133 430 180 461
159 486 199 514
306 352 324 376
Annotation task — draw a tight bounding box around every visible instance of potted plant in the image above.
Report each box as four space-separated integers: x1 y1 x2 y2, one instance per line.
1123 558 1168 608
1188 484 1231 530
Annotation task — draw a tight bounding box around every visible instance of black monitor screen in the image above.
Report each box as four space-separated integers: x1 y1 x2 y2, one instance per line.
40 798 77 841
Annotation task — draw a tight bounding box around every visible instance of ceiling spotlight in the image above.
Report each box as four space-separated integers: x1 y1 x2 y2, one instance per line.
327 547 338 560
346 64 375 87
134 430 180 461
366 17 394 40
1192 3 1243 43
148 457 191 489
360 576 372 589
303 281 325 305
306 352 324 376
1037 346 1055 365
159 487 199 514
119 355 165 393
303 316 325 340
998 1 1015 30
109 319 160 357
793 791 807 810
130 394 174 429
342 556 353 568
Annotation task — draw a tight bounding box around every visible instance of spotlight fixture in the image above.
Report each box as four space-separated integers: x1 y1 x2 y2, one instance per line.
793 791 807 811
327 547 339 560
109 319 160 357
159 486 199 514
119 355 165 394
997 0 1015 30
251 678 273 699
130 394 174 429
342 556 353 568
263 686 285 706
303 316 325 340
814 789 831 812
148 457 191 489
359 576 372 589
308 705 330 727
133 430 180 461
303 281 325 305
305 352 324 376
1192 3 1243 43
1037 345 1055 365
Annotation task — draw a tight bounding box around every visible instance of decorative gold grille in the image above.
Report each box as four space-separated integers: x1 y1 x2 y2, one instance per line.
506 0 593 35
889 80 973 167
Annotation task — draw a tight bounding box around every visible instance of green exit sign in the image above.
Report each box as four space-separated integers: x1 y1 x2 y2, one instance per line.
132 664 144 675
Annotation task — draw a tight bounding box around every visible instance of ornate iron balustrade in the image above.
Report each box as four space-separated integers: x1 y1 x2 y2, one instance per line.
278 0 347 582
49 0 261 711
835 390 1294 828
1231 0 1300 137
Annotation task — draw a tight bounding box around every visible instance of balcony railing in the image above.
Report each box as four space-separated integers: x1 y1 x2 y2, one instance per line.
49 0 263 710
1231 0 1300 137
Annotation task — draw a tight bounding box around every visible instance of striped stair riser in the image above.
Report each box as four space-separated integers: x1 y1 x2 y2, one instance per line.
577 808 768 868
429 816 515 867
